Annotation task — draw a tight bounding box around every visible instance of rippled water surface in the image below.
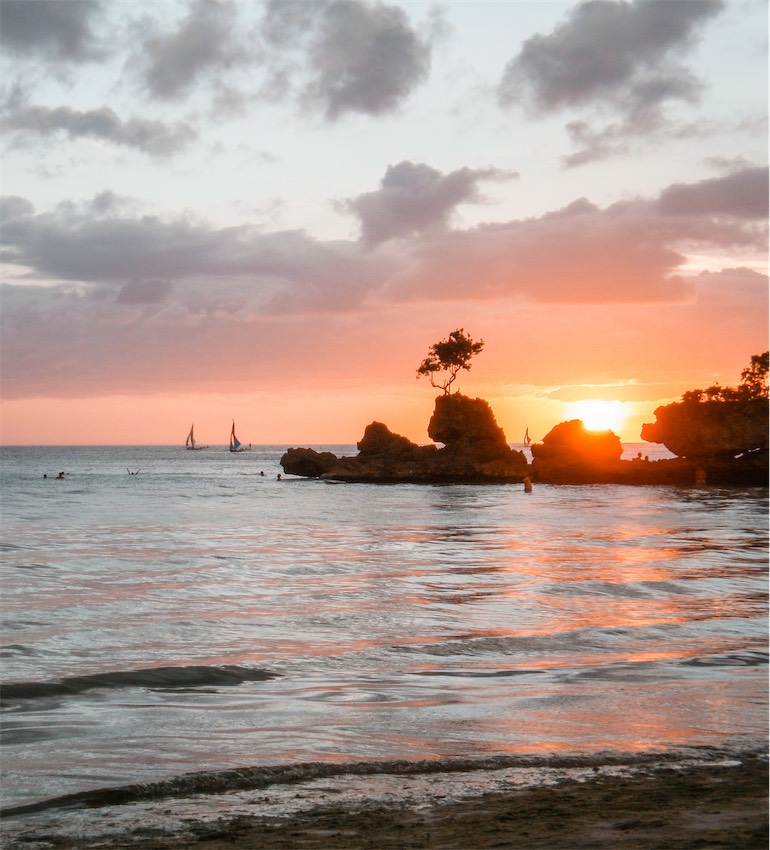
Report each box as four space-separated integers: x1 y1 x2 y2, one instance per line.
1 445 767 810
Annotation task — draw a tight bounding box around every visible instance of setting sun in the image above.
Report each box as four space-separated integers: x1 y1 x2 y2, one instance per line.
567 400 627 433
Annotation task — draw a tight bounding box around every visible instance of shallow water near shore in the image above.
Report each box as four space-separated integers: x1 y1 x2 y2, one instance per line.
1 444 767 826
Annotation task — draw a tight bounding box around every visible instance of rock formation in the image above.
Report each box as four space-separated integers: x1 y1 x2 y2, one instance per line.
531 420 622 484
641 398 768 459
428 394 511 459
641 397 768 485
280 392 769 487
280 394 528 483
530 419 696 485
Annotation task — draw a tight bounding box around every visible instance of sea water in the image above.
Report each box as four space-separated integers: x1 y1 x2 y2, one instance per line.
0 444 767 818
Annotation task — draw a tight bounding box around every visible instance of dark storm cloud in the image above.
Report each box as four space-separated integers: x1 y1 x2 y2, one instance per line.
498 0 724 113
343 161 516 244
657 166 769 219
140 0 245 100
1 104 196 156
0 0 103 61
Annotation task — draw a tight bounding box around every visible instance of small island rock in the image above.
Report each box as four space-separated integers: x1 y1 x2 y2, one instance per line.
530 420 622 484
641 396 768 485
280 394 527 483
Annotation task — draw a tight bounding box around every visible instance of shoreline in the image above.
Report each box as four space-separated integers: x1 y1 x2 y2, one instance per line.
3 750 766 849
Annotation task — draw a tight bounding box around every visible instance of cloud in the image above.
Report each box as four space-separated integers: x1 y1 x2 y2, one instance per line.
343 161 515 244
380 165 766 305
259 0 431 118
2 165 764 310
498 0 725 165
383 198 693 305
140 0 245 100
0 196 391 316
561 112 726 168
0 104 196 156
2 166 766 400
302 0 431 118
498 0 723 114
657 166 769 219
0 195 34 223
129 0 431 118
116 279 173 305
0 0 104 62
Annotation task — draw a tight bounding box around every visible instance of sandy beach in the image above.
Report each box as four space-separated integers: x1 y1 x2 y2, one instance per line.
4 753 766 849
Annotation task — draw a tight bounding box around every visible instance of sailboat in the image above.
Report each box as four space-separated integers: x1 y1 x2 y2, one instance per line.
523 427 532 447
229 420 249 452
185 423 207 450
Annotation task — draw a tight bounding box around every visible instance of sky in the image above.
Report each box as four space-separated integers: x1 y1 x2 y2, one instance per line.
0 0 767 446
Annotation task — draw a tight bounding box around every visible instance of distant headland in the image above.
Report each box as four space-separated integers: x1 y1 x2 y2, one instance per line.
281 335 768 487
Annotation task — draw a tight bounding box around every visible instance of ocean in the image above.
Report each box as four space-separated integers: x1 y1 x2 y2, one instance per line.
0 444 767 835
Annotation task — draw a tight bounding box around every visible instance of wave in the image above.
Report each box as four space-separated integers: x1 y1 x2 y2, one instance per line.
2 747 762 820
0 664 278 703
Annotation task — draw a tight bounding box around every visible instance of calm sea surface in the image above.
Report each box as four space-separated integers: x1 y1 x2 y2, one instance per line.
1 444 767 816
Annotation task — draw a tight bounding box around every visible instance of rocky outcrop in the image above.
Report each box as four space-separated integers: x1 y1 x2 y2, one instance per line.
640 397 768 485
641 398 768 459
280 447 340 478
528 419 693 485
428 394 511 460
531 420 623 484
280 395 528 483
280 395 769 487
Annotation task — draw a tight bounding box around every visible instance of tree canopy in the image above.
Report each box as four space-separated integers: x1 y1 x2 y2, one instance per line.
681 351 769 403
416 328 484 394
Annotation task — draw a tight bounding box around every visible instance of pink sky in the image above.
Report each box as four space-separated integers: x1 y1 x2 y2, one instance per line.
0 1 767 446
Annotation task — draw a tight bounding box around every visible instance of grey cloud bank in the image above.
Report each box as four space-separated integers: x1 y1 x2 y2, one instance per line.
0 0 103 61
2 164 765 316
0 0 765 408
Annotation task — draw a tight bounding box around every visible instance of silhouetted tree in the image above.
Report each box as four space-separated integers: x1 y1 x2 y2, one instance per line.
681 352 769 403
417 328 484 394
740 351 769 399
643 351 768 469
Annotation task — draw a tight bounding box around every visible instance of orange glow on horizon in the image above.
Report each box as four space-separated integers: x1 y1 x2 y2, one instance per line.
0 390 669 447
565 400 627 434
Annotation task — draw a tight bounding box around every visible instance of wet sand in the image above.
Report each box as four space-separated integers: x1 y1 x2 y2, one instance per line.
4 755 766 849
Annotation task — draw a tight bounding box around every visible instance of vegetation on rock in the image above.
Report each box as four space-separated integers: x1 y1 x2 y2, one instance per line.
416 329 484 395
280 394 526 483
282 339 768 487
641 352 769 462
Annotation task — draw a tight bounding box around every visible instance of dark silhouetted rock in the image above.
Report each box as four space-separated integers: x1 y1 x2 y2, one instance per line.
531 420 624 484
641 397 768 485
641 398 768 459
280 447 339 478
535 419 622 462
357 422 422 458
280 394 528 483
428 394 511 460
